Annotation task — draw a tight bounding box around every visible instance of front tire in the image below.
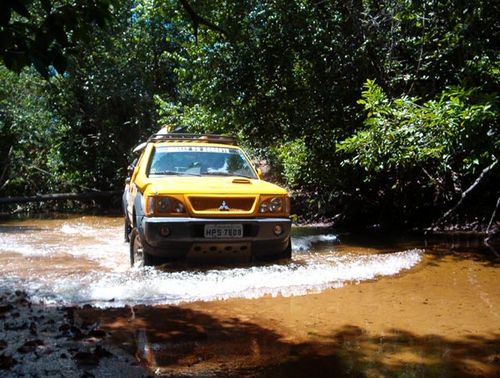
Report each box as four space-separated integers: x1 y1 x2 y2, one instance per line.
124 216 131 242
279 238 292 259
130 228 152 267
259 239 292 262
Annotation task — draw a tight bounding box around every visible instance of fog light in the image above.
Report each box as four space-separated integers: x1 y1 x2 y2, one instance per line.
273 225 283 236
159 225 171 237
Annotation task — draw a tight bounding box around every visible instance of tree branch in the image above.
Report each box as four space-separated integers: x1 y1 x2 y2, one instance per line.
433 158 498 227
486 195 500 234
0 146 13 191
178 0 228 41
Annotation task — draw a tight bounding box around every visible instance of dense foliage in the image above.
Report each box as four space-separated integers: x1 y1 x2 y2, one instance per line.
1 0 114 76
337 81 498 223
1 0 498 226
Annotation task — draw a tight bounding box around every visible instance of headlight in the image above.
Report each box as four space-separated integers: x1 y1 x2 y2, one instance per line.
259 196 285 213
269 197 283 212
147 196 186 215
157 197 172 212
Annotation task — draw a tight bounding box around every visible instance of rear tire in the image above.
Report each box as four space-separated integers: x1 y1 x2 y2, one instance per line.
130 228 153 267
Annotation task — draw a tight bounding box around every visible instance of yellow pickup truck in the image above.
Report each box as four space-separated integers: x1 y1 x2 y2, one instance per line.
123 130 291 266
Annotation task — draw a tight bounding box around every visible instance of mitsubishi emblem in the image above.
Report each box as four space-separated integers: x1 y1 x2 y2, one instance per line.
219 201 230 211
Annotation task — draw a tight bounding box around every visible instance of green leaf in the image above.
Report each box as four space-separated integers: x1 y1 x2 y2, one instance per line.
9 0 30 18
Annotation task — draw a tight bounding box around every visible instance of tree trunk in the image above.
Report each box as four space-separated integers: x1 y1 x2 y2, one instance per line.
0 191 122 205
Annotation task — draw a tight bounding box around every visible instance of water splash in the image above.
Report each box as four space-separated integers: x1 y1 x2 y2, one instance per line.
0 218 423 307
292 234 338 252
16 249 422 307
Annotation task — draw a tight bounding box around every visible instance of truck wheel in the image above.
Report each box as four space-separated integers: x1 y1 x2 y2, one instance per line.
282 238 292 259
124 217 131 242
130 228 152 267
275 239 292 260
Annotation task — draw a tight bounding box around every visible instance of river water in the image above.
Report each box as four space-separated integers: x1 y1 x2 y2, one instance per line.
1 215 499 376
0 215 422 307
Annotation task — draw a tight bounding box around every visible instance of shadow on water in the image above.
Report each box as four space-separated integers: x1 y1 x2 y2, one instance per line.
0 225 44 234
78 306 500 377
332 229 500 267
422 234 500 268
262 326 500 378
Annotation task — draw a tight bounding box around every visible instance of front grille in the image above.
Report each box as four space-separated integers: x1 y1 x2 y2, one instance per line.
188 196 256 213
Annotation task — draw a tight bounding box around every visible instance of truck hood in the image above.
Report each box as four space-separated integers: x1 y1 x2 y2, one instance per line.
145 176 288 196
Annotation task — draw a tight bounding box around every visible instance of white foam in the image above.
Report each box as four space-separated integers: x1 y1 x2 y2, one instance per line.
60 223 98 236
24 249 423 307
0 232 58 257
62 229 129 270
292 234 338 252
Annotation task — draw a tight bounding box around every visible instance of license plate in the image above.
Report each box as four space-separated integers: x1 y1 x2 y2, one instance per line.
204 224 243 238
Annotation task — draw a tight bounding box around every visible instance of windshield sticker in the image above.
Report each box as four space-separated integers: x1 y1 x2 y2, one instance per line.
158 146 232 153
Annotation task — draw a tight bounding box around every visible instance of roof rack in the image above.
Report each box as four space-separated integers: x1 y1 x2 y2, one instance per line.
147 133 237 146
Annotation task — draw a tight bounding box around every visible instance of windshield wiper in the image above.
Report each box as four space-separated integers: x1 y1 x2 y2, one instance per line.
151 170 179 175
203 172 253 179
203 172 232 176
151 170 201 176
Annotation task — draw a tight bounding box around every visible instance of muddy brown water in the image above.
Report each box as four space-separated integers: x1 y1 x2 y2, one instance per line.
0 216 499 377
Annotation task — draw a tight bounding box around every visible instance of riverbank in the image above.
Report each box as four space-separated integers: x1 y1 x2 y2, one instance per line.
0 290 149 377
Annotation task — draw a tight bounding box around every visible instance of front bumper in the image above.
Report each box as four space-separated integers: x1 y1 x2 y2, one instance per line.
139 216 291 260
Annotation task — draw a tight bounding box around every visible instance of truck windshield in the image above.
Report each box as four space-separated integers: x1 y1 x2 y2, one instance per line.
148 146 257 179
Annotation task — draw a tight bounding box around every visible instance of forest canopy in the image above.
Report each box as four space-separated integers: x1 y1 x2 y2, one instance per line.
1 0 498 227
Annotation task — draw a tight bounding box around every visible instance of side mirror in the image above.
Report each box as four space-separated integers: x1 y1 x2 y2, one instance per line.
127 158 138 176
256 167 263 179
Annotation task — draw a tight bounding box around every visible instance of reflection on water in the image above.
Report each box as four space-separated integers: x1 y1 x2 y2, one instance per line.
0 216 423 307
